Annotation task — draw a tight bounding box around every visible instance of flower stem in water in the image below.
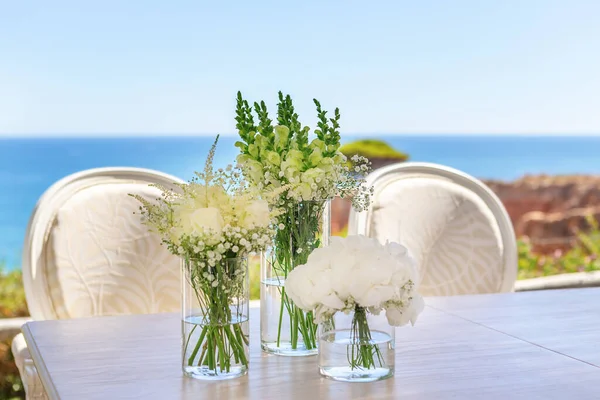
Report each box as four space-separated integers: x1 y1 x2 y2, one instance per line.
347 306 385 370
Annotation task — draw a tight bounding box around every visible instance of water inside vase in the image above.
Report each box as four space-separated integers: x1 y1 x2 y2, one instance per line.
319 329 394 382
260 277 318 356
182 314 249 380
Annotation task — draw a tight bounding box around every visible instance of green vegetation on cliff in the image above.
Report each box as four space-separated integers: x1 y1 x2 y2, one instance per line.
518 216 600 279
1 264 26 400
0 265 28 318
339 139 408 161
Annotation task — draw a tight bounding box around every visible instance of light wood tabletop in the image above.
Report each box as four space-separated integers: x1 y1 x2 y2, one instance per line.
22 287 600 400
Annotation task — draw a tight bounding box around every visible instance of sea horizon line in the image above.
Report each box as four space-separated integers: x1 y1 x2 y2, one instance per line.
2 132 600 139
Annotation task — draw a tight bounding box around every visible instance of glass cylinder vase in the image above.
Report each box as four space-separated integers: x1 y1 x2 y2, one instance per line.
318 307 395 382
260 199 331 356
182 257 249 380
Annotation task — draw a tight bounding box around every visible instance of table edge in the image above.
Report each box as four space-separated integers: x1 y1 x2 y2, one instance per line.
22 323 61 400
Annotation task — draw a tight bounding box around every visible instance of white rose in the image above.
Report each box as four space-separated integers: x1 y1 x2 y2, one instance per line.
189 185 229 208
177 206 224 235
243 199 271 228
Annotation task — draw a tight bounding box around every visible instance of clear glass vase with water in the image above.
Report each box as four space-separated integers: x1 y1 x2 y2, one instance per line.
260 200 331 356
182 257 249 380
318 307 395 382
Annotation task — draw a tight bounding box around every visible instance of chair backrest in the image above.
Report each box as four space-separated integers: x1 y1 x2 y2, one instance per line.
22 167 185 320
348 162 517 296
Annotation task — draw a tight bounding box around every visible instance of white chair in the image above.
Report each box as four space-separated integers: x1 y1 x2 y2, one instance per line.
348 162 517 296
11 167 184 399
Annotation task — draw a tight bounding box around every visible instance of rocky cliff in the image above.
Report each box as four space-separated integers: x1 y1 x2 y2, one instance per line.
484 175 600 253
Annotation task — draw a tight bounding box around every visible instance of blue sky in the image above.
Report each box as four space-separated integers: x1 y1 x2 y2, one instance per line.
1 0 599 136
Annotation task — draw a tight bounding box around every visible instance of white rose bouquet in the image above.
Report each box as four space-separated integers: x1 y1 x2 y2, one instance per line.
234 91 374 354
285 235 425 370
131 136 279 377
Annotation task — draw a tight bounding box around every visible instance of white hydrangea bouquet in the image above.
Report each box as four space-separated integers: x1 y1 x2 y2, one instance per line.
234 91 374 355
131 137 279 379
286 235 424 379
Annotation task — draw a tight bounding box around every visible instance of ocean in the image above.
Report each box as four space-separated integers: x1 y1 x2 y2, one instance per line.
2 135 600 270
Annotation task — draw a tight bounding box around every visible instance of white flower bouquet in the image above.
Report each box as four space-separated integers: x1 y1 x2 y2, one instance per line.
285 235 424 378
234 91 374 355
132 137 279 379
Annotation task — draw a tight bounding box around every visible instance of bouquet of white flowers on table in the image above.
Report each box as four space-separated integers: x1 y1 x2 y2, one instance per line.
285 235 424 379
234 91 374 355
131 137 280 380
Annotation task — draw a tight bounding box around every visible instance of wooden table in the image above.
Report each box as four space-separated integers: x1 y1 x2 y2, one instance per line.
23 288 600 399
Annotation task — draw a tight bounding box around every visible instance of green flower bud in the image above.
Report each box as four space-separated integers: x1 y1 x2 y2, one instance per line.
309 148 323 166
248 144 259 158
298 182 313 200
287 149 304 162
310 138 326 151
234 141 247 152
274 125 290 148
236 154 251 164
266 151 281 166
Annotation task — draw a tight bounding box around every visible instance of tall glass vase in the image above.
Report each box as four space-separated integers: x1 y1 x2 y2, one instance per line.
260 199 331 356
318 307 395 382
182 257 249 380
